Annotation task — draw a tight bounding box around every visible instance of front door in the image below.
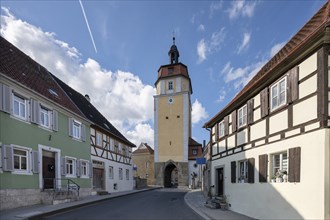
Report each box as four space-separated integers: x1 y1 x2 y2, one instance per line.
43 155 56 189
217 167 224 196
93 168 104 189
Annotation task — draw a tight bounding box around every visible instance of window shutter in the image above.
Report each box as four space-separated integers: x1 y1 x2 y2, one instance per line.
61 157 66 176
259 154 268 183
248 158 255 183
89 161 93 178
1 84 11 114
0 83 3 111
231 110 237 132
2 145 14 171
215 123 218 140
287 66 299 103
31 151 39 173
68 118 73 137
288 147 301 183
224 116 229 136
52 110 58 131
81 124 86 142
30 99 40 124
260 88 269 118
247 99 254 125
231 161 236 183
76 159 81 177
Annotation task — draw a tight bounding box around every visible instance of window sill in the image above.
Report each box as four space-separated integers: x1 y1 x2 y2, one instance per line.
12 171 33 175
66 175 77 178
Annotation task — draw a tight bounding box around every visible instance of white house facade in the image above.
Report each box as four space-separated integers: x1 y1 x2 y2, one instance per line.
204 3 330 220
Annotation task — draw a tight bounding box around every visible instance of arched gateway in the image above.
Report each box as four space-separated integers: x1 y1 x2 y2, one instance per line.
164 163 178 188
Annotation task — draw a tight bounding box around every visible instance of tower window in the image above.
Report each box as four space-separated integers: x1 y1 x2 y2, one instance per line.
168 67 174 74
168 81 173 90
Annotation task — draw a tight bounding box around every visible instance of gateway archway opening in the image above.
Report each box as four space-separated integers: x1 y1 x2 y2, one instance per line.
164 163 178 188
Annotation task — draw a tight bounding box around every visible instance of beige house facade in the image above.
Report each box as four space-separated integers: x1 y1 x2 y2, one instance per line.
204 2 330 220
132 143 155 185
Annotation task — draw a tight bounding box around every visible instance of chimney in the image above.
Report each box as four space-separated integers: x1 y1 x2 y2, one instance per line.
85 94 90 102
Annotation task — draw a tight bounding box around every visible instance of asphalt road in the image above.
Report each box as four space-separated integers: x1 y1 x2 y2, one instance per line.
43 188 204 220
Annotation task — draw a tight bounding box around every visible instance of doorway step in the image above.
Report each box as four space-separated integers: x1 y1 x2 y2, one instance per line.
204 196 228 210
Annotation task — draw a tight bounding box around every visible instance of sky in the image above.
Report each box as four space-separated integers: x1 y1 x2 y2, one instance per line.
0 0 326 149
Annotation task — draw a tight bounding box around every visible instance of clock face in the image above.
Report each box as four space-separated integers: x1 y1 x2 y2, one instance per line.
168 97 174 104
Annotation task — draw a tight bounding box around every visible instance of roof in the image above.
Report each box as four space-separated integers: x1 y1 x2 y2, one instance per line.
189 137 201 146
51 71 136 148
204 1 330 128
155 63 193 94
0 36 85 119
133 143 154 154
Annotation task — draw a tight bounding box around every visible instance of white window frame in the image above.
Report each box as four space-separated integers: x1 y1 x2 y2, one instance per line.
218 121 225 138
270 77 287 111
109 166 114 179
13 93 28 121
119 168 123 180
272 151 288 178
80 160 89 178
12 145 32 175
40 105 51 129
238 105 247 128
238 160 248 183
96 132 102 146
126 169 129 180
72 120 81 140
168 81 173 91
66 157 76 177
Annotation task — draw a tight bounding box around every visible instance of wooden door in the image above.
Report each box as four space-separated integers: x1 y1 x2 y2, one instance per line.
43 156 55 189
217 168 224 196
93 168 104 189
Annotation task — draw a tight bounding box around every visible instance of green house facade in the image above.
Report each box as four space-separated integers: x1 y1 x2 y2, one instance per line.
0 37 92 210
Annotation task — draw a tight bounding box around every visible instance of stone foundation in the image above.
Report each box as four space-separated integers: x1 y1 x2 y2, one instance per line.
154 161 189 187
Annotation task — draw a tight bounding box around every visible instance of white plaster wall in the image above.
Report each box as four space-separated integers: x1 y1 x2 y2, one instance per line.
293 95 317 126
253 94 260 108
219 140 226 152
210 129 328 220
299 52 317 80
253 108 261 122
188 160 202 188
299 74 317 99
250 119 266 141
212 143 217 156
237 129 247 146
154 97 159 162
269 110 288 134
227 135 235 149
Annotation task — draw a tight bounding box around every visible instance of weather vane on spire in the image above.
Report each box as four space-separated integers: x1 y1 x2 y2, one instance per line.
172 31 176 45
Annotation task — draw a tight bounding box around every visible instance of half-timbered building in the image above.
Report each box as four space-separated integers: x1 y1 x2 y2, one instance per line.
204 2 330 219
53 77 136 193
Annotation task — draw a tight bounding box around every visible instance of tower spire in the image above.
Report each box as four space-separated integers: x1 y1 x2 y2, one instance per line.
168 35 180 64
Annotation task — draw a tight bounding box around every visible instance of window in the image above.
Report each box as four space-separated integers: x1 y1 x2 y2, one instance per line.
238 105 247 128
192 149 197 155
13 148 28 172
119 168 123 180
271 77 287 111
272 151 288 182
168 81 173 90
40 106 51 128
73 121 81 139
145 162 149 169
13 94 27 120
238 160 248 183
122 146 126 156
81 160 88 177
126 169 129 180
218 121 225 138
66 158 76 176
109 166 114 179
96 132 102 146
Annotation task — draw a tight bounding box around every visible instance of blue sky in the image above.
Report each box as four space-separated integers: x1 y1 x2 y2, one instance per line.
0 0 326 148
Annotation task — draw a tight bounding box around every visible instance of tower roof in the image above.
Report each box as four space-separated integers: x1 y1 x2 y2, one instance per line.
168 37 180 64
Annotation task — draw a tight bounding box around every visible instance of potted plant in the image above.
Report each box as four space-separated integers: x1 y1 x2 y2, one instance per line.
271 175 276 183
275 170 283 183
238 176 245 183
282 171 288 182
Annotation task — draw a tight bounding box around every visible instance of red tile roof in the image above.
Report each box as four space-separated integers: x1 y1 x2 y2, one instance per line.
133 143 154 154
204 1 330 127
0 36 85 118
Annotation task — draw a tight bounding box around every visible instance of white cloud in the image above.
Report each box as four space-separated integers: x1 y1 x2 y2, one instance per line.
196 28 226 63
209 1 223 18
197 24 205 32
237 32 251 54
227 1 257 20
1 7 155 147
216 89 226 103
191 99 209 124
270 41 286 57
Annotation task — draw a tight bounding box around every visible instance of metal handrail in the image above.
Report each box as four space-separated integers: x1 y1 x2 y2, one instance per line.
43 178 80 198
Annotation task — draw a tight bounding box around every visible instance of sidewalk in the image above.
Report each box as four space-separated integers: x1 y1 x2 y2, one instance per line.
0 187 161 220
184 189 254 220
